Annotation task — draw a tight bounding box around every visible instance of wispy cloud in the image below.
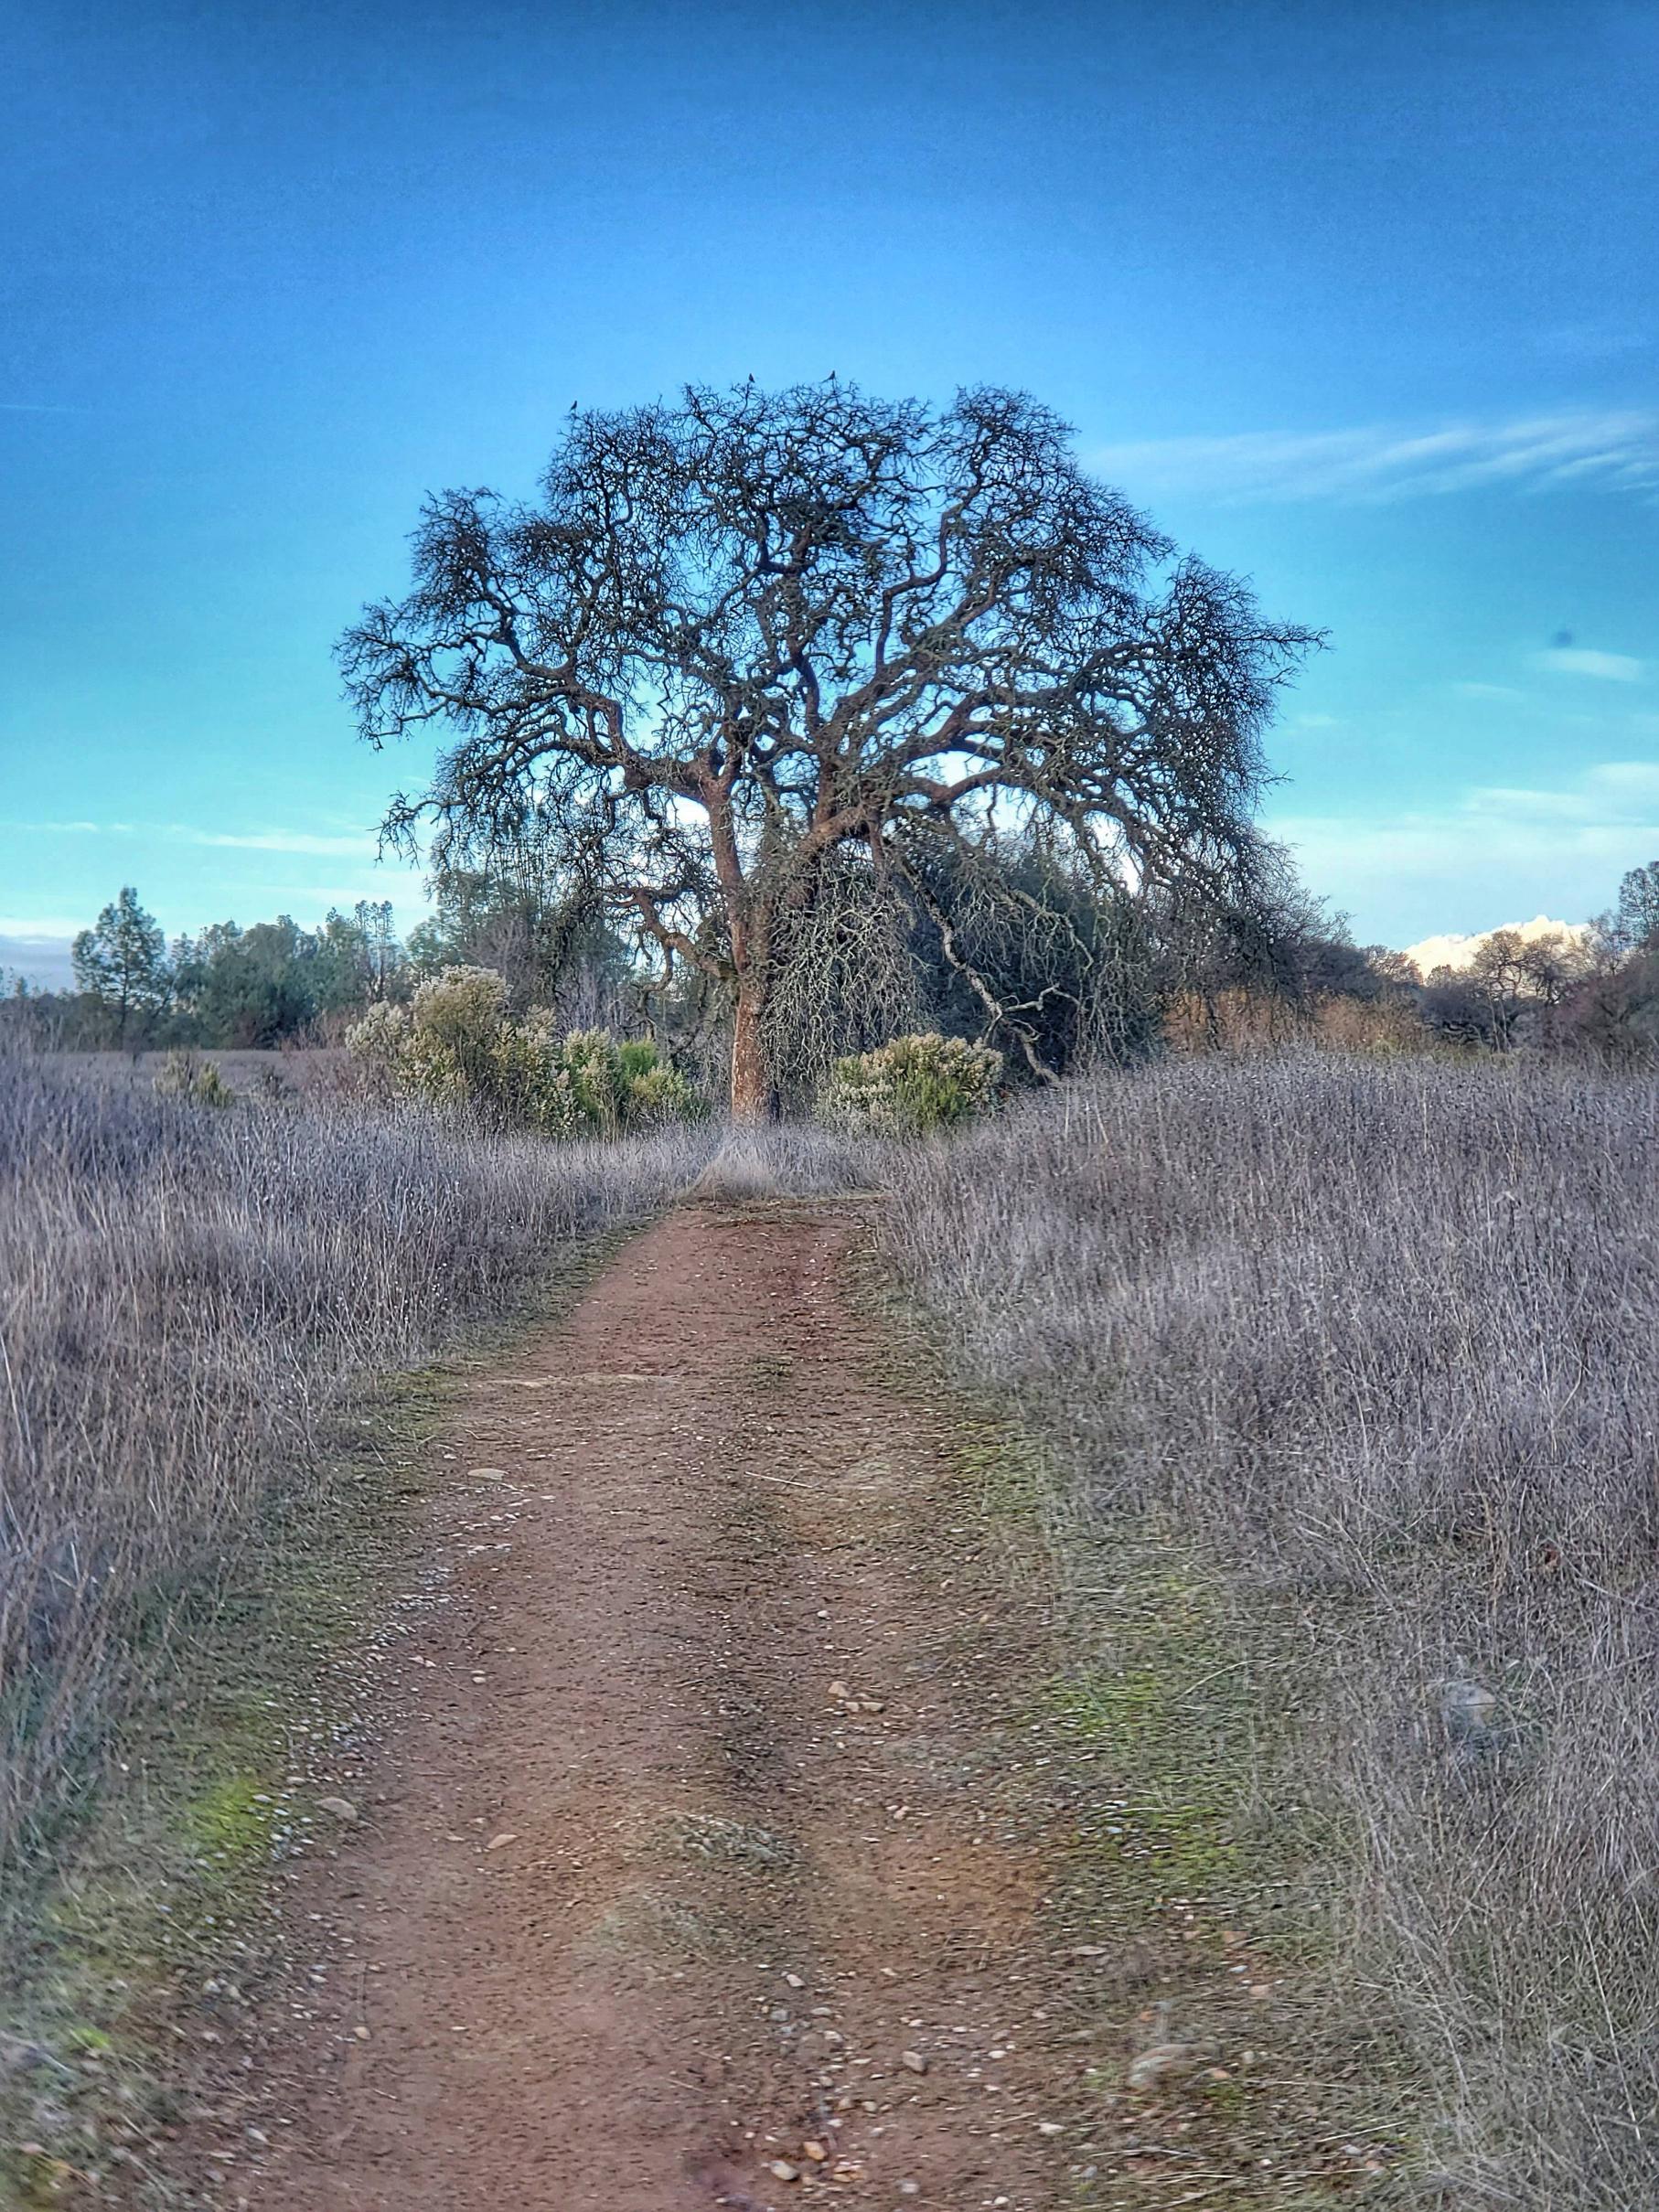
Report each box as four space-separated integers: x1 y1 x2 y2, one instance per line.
1 818 378 858
1452 681 1528 702
273 882 423 908
1097 409 1659 505
0 933 77 987
1533 322 1651 365
187 828 376 857
1532 647 1645 683
1461 761 1659 825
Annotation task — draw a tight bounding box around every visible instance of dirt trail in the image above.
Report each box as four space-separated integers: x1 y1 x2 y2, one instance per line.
215 1199 1081 2211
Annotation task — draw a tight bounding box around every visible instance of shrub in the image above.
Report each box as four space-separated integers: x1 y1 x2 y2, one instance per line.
1162 984 1436 1057
819 1031 1001 1135
346 967 702 1136
152 1052 236 1106
407 964 508 1089
623 1057 704 1129
562 1026 626 1132
542 1027 704 1136
340 997 413 1095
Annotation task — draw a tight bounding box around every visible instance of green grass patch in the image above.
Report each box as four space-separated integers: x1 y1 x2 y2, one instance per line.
971 1445 1408 2207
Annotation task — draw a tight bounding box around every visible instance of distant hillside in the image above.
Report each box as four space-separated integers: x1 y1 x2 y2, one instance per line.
1403 913 1593 978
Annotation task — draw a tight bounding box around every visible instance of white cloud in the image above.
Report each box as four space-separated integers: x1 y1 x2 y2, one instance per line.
269 881 423 910
1461 763 1659 825
1532 647 1645 683
1 818 380 856
1096 409 1659 505
1588 760 1659 797
1534 322 1651 364
1405 914 1595 976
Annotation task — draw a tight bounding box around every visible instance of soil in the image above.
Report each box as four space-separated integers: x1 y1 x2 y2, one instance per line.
194 1199 1086 2211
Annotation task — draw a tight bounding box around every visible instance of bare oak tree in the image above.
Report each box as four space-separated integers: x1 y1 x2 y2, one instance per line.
341 379 1316 1116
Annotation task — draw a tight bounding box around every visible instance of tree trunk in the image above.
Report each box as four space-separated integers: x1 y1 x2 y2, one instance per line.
730 978 773 1121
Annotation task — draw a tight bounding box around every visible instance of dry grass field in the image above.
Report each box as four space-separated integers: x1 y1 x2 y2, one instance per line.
35 1048 350 1098
6 1045 1658 2210
0 1053 714 1892
883 1054 1659 2209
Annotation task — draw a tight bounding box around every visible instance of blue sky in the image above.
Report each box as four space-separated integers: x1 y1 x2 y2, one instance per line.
3 0 1656 983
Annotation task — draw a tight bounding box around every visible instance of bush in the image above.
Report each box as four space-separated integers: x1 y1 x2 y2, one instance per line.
347 967 703 1136
1162 984 1436 1057
152 1052 236 1106
819 1031 1001 1135
622 1056 705 1130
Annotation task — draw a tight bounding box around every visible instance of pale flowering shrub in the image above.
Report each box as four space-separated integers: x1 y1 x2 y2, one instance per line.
819 1031 1001 1135
623 1057 705 1128
408 964 508 1068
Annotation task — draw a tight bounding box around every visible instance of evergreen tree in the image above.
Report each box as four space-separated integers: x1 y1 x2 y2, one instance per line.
71 887 170 1045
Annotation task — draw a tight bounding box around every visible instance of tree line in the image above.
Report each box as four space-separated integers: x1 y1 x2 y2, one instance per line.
10 851 1655 1074
7 380 1655 1086
1413 871 1659 1058
1 871 636 1053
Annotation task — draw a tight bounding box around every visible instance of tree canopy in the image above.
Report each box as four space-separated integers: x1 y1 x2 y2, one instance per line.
71 888 170 1045
344 379 1317 1112
1611 860 1659 953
